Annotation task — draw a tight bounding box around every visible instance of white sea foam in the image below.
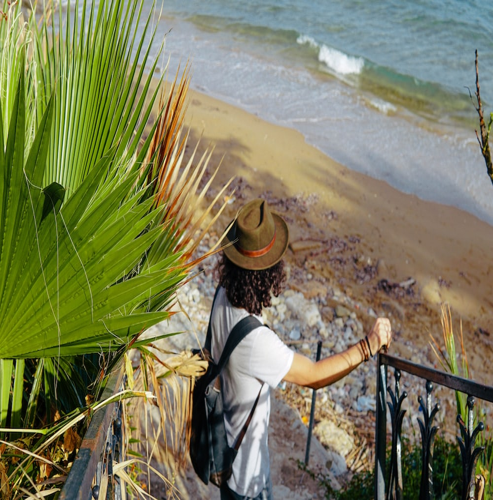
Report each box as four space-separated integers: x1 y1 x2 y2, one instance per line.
297 34 364 75
296 34 318 49
367 98 397 115
318 45 364 75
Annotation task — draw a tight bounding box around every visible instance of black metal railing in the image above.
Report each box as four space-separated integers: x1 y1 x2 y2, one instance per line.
375 353 493 500
59 366 125 500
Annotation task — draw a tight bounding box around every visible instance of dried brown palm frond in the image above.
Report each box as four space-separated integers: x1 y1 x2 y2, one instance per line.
127 348 204 475
141 65 234 272
114 458 181 500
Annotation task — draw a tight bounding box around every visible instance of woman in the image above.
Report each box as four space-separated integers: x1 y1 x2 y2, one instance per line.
210 199 392 500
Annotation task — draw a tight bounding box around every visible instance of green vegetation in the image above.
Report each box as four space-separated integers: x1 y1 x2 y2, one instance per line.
301 435 464 499
431 305 493 498
0 0 227 496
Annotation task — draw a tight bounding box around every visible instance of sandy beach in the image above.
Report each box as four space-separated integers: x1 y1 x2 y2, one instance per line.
183 88 493 371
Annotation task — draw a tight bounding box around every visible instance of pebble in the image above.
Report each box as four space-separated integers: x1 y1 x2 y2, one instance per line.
343 326 353 341
334 403 344 414
335 305 351 318
355 395 376 412
289 326 301 341
334 318 344 328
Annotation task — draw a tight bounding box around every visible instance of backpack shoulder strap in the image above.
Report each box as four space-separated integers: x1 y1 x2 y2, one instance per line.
215 315 262 375
218 315 264 452
233 382 263 451
204 286 222 352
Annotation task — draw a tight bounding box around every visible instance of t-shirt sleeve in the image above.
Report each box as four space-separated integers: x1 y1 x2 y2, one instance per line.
247 326 294 388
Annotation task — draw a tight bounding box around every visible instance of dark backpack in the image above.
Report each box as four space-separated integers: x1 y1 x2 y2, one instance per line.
190 290 262 487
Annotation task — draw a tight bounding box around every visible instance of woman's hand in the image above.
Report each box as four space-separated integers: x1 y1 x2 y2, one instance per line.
367 318 392 356
284 317 393 390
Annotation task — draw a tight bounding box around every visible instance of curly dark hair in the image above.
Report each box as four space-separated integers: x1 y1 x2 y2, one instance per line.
214 254 286 315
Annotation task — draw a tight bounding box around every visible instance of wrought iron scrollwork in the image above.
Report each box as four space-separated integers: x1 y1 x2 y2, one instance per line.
457 396 485 500
417 381 440 500
386 369 408 500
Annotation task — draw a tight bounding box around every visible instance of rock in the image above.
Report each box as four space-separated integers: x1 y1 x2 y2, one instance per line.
349 386 360 400
285 292 322 328
326 450 347 477
393 342 413 359
301 345 312 355
365 378 377 396
335 305 351 318
321 306 334 322
355 320 364 334
272 485 311 500
289 326 301 341
318 328 328 340
276 302 287 320
305 306 322 328
355 395 376 412
343 326 353 342
334 338 345 352
289 240 322 252
189 287 201 303
315 420 354 457
368 307 377 318
399 277 416 288
334 403 344 414
334 317 344 328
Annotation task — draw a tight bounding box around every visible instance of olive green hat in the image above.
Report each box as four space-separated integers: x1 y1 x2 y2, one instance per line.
223 199 289 271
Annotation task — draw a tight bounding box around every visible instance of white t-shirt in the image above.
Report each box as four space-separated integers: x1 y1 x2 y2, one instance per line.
211 287 294 497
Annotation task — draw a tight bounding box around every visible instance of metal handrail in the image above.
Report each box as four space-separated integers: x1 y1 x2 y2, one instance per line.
59 365 124 500
375 353 491 500
379 353 493 403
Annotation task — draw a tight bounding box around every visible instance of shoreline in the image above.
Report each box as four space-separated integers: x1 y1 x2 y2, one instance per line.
157 12 493 227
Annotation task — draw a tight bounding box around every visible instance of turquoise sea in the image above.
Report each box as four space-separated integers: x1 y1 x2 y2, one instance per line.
143 0 493 225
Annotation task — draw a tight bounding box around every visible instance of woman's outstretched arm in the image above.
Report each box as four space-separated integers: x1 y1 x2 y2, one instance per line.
283 318 392 390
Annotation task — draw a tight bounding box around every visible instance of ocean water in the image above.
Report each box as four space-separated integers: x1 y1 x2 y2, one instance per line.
143 0 493 225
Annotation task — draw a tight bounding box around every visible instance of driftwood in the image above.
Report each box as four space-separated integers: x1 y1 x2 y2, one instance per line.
474 50 493 186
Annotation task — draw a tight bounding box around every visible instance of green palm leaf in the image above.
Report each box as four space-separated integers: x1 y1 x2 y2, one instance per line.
33 0 164 193
0 0 222 361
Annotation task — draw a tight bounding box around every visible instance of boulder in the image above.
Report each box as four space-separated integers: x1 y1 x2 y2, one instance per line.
314 420 354 458
285 292 322 328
